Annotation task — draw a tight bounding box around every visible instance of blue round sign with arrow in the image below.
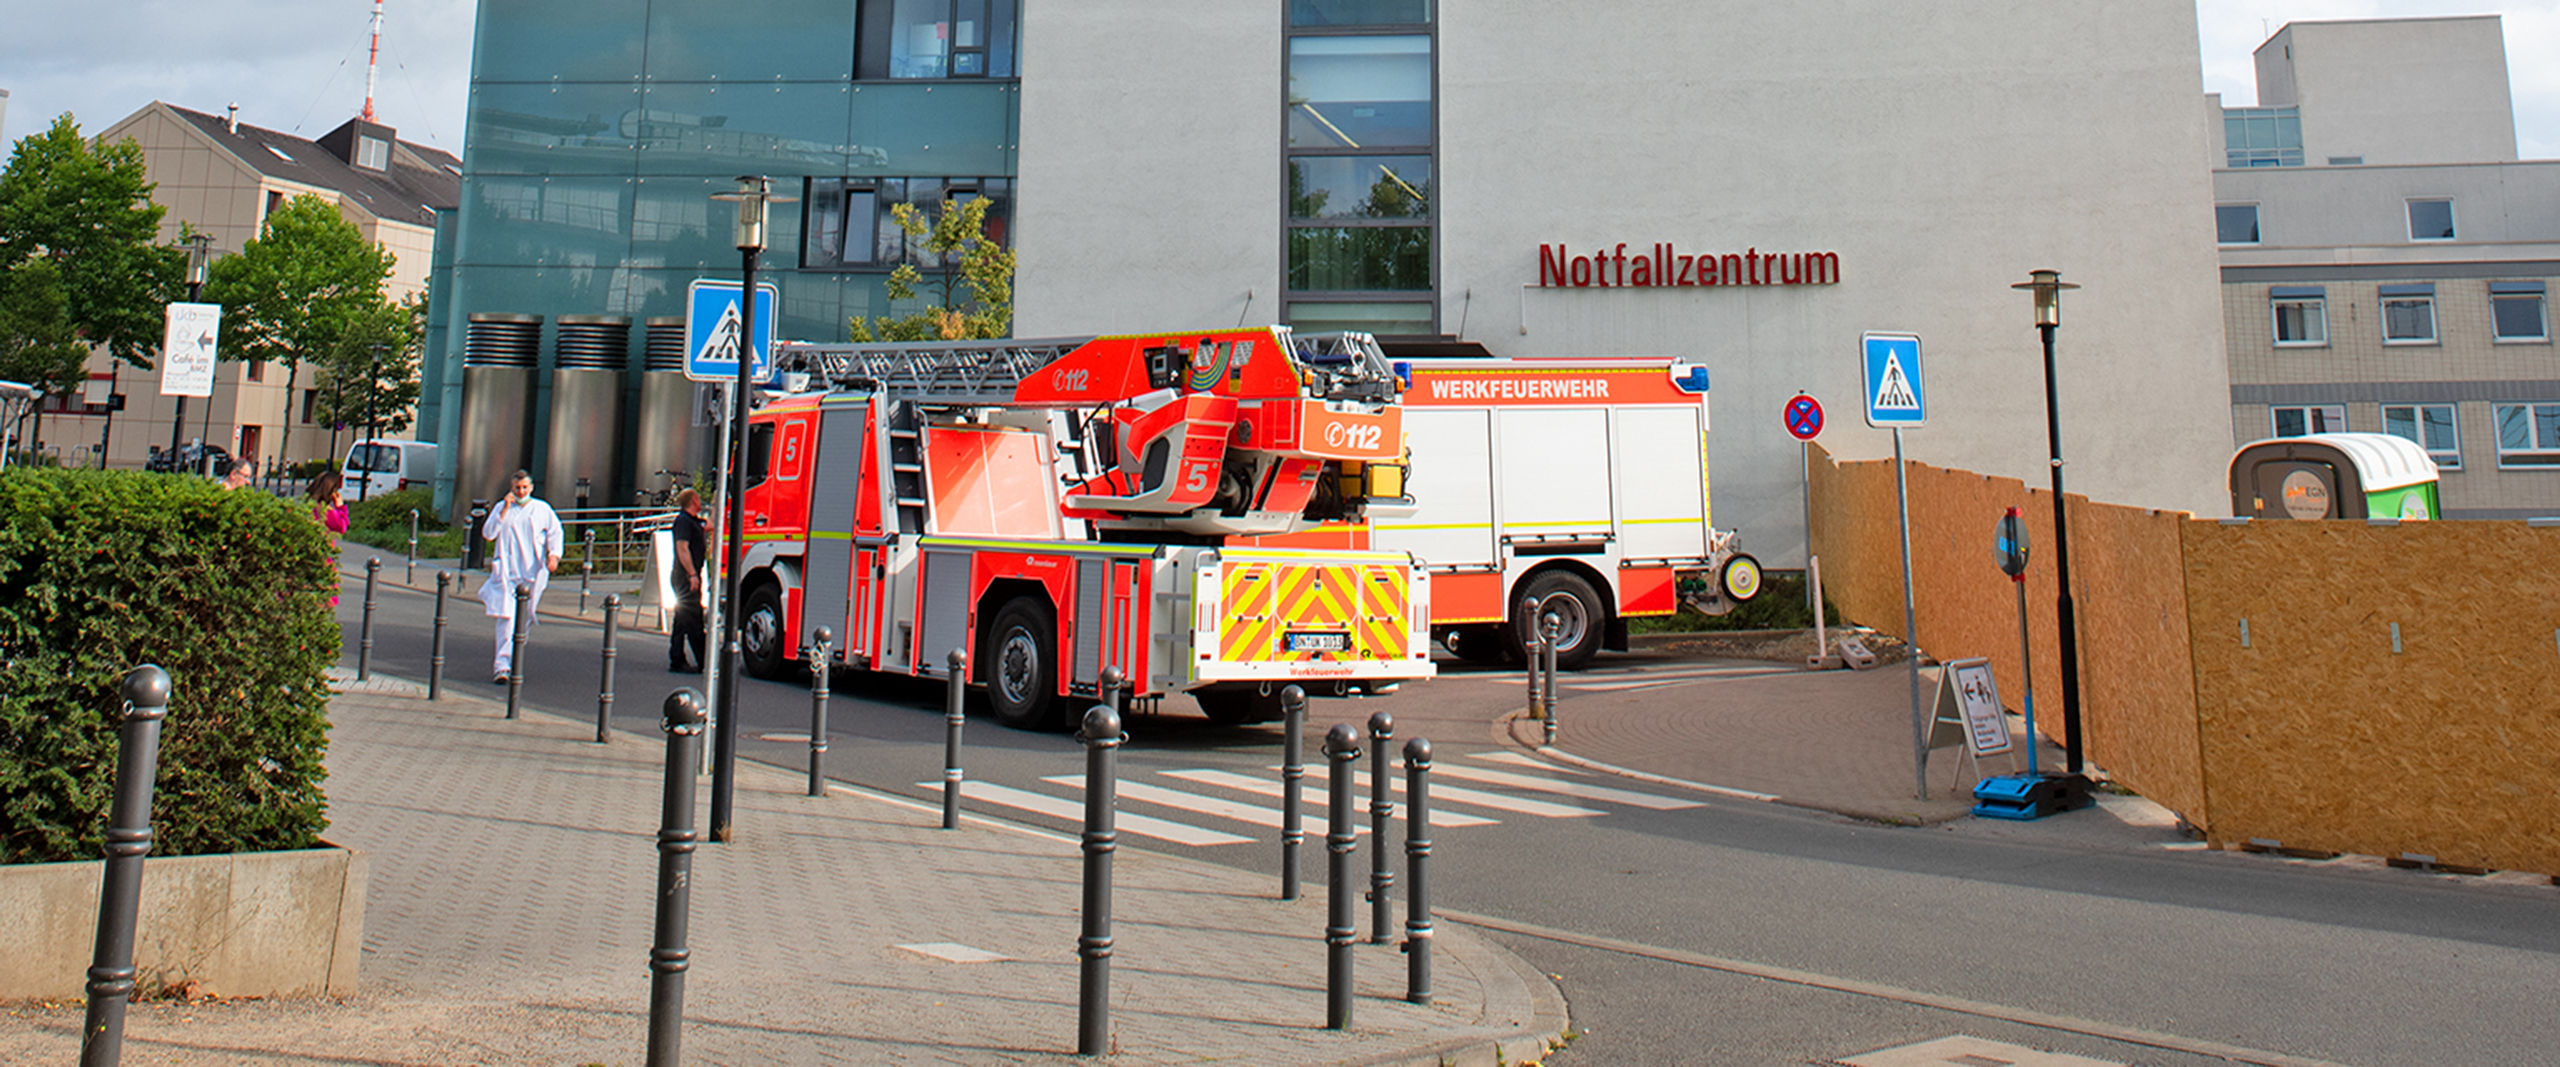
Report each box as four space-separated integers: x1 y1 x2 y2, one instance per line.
1785 394 1824 441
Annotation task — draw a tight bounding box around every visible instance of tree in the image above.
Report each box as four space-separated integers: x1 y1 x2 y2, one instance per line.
847 196 1015 342
311 295 425 457
0 258 87 399
203 195 396 466
0 114 184 369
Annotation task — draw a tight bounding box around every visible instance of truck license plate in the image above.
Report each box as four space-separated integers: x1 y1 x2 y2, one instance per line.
1285 632 1349 653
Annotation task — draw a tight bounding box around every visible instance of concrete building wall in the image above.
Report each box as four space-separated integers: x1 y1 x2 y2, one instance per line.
2218 160 2560 252
1013 0 2235 563
2255 17 2517 165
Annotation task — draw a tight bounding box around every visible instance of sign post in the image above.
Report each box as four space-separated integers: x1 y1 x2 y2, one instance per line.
1785 393 1824 627
1862 332 1927 801
1995 507 2039 777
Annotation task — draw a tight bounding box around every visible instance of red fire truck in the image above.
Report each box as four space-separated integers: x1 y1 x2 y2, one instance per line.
1254 357 1759 670
732 327 1434 728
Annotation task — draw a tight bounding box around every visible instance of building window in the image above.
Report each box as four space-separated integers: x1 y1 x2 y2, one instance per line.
2494 402 2560 467
246 360 264 382
2327 156 2364 166
2271 404 2346 438
2383 404 2460 469
2407 198 2455 241
2270 286 2326 346
2492 281 2548 342
2215 204 2260 245
2379 283 2436 344
858 0 1018 79
2223 106 2303 168
302 389 318 424
801 177 1011 271
356 135 391 171
1286 12 1435 337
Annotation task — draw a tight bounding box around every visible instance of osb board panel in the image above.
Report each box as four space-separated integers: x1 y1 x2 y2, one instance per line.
1807 447 2206 821
2183 520 2560 875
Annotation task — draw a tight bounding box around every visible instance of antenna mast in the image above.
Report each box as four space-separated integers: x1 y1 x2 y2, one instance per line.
362 0 385 123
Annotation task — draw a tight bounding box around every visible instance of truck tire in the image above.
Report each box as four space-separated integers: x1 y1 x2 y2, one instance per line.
985 596 1063 731
1193 686 1284 725
741 583 789 679
1512 570 1606 672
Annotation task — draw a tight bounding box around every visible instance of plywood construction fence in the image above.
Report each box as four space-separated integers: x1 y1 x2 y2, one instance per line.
2181 520 2560 875
1805 446 2209 821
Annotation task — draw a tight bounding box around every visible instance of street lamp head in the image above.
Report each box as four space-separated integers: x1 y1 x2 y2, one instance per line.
184 233 214 289
709 174 793 254
2011 268 2078 328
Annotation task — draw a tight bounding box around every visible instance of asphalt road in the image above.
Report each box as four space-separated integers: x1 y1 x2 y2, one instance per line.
334 567 2560 1067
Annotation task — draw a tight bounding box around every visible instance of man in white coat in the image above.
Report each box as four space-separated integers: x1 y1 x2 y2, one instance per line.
480 469 566 682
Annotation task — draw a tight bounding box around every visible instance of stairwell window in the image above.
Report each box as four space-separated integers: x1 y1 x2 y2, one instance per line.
2407 198 2455 241
2270 286 2326 346
2492 281 2548 342
2494 402 2560 468
2380 284 2437 345
2216 204 2260 245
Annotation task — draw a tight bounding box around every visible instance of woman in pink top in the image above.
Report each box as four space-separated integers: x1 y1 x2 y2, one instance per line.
309 471 349 606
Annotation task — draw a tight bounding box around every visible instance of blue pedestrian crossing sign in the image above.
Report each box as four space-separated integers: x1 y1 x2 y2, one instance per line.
1861 332 1925 428
686 279 779 383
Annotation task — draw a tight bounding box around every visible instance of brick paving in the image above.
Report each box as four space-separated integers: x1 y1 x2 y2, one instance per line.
0 674 1563 1066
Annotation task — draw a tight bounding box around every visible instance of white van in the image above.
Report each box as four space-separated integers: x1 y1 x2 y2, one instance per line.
343 439 439 499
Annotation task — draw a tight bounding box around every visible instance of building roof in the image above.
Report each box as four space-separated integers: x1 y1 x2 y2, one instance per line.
162 104 461 227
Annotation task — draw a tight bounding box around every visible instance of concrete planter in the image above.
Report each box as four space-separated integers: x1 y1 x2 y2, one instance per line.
0 843 366 1001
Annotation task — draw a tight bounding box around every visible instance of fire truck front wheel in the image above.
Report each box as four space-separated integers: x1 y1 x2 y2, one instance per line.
1512 570 1606 672
985 597 1063 731
741 583 789 680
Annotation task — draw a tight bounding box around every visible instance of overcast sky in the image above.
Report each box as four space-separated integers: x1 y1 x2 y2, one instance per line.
2 2 2555 162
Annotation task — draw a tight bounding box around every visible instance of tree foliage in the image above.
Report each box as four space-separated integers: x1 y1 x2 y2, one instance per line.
310 294 426 438
0 115 184 370
0 257 88 397
0 469 337 864
202 195 397 463
847 197 1015 342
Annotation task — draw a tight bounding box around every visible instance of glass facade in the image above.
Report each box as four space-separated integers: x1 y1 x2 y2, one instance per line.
1286 4 1435 336
434 0 1022 487
2223 106 2303 168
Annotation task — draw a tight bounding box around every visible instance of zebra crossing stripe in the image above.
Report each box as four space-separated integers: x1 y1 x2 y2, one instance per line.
1160 769 1499 827
1343 770 1606 818
916 780 1252 847
1041 775 1352 833
1567 669 1793 693
1422 763 1702 809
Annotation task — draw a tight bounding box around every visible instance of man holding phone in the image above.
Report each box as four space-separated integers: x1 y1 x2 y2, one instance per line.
478 469 566 682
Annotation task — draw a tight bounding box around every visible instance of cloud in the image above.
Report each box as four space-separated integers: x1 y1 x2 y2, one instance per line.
0 0 476 153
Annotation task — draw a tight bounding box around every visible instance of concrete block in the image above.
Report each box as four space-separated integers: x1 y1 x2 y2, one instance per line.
0 843 366 1000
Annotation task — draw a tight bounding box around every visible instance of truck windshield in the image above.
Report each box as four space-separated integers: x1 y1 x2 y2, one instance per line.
348 444 401 472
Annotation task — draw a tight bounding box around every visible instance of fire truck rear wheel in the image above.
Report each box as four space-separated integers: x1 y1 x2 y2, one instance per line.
1511 570 1605 672
741 583 788 680
986 597 1063 731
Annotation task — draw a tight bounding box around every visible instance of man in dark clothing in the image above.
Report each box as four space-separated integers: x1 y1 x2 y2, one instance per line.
670 488 707 673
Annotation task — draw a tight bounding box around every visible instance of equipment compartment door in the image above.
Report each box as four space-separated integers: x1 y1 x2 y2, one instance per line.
1377 407 1496 567
1497 408 1611 541
1613 406 1708 560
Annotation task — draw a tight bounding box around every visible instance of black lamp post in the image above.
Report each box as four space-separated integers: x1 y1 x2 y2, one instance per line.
706 174 776 842
2010 268 2090 782
171 234 213 461
359 342 384 501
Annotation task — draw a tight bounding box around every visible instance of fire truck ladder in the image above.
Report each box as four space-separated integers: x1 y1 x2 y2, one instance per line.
774 337 1094 408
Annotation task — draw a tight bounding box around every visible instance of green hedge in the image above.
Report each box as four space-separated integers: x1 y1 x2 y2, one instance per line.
346 486 437 534
0 470 338 865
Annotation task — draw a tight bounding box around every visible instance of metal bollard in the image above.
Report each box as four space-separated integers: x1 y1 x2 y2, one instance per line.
943 648 968 830
358 557 381 681
807 627 833 797
1324 722 1362 1030
1279 684 1307 901
1524 602 1545 724
429 571 450 701
647 689 707 1067
1541 612 1562 746
580 528 595 616
1402 736 1434 1003
1077 704 1123 1057
507 581 531 720
1367 710 1397 944
80 665 171 1067
1098 664 1125 712
465 500 489 570
405 509 419 584
597 594 621 743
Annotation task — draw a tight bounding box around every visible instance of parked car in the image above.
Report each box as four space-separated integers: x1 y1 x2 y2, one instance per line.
342 438 438 499
145 443 232 476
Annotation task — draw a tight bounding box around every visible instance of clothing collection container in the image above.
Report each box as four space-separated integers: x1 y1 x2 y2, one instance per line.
454 313 542 524
634 316 705 502
545 315 631 508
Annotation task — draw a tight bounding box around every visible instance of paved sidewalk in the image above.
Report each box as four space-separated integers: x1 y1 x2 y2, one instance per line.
1 674 1564 1065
